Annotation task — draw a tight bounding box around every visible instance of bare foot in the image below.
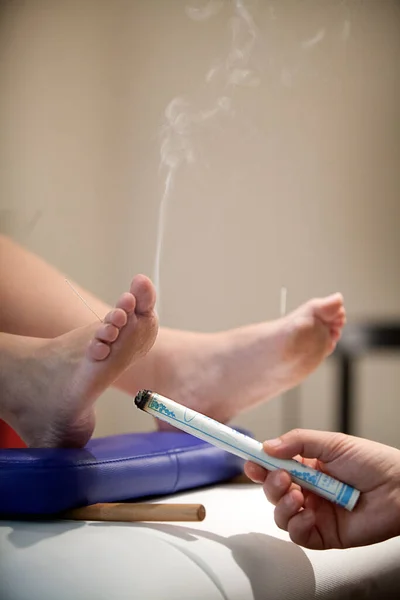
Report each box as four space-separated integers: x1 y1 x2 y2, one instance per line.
0 275 158 448
154 293 345 425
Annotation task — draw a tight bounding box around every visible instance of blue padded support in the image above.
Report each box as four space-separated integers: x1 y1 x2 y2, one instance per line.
0 431 246 515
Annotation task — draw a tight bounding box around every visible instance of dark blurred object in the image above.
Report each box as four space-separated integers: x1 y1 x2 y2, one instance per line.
334 322 400 434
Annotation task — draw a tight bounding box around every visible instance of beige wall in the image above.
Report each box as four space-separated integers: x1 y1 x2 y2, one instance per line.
1 1 399 444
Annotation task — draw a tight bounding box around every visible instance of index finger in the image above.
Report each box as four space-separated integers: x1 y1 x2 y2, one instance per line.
263 429 352 464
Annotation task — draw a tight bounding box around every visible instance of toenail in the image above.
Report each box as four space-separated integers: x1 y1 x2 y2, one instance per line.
91 340 110 360
117 292 136 313
94 340 108 350
98 324 118 342
109 309 127 327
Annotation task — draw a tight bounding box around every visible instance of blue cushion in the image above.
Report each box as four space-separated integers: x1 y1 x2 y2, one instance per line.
0 431 245 515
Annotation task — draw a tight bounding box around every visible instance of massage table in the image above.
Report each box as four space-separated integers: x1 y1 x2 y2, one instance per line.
2 479 400 599
1 431 400 599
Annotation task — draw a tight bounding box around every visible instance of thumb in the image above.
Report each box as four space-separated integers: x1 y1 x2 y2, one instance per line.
263 429 351 464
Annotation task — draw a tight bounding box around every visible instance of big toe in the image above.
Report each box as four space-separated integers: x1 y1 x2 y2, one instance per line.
313 293 344 323
130 274 156 315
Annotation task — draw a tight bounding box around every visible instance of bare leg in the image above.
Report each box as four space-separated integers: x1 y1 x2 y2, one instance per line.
0 275 158 447
0 235 161 391
0 235 345 428
154 293 345 425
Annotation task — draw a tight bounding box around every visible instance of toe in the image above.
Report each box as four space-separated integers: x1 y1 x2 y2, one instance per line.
313 293 344 324
116 292 136 314
336 307 346 320
96 323 119 343
327 340 337 355
104 308 128 328
87 339 111 361
332 318 346 330
130 274 157 315
330 327 342 342
332 309 346 328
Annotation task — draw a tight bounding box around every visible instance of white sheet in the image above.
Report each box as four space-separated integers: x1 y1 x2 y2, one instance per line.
1 482 400 599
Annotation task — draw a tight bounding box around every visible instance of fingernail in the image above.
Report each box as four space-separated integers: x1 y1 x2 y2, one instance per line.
276 471 287 487
264 438 282 449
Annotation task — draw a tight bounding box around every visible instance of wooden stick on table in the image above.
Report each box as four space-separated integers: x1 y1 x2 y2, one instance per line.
61 503 206 523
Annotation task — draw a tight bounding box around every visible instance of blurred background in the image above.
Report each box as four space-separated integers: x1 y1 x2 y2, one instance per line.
1 0 399 445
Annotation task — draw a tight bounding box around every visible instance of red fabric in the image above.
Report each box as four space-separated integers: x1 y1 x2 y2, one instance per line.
0 420 26 448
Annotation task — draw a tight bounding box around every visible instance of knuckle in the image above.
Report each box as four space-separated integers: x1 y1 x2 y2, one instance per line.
264 486 278 505
289 428 303 440
328 432 351 456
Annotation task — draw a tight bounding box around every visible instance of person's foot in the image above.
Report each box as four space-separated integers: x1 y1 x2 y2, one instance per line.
153 293 345 425
1 275 158 448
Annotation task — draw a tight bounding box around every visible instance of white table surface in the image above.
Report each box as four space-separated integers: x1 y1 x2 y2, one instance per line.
1 481 400 599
